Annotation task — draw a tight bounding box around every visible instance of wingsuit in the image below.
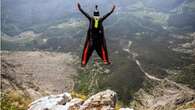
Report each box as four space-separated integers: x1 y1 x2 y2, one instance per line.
78 3 115 66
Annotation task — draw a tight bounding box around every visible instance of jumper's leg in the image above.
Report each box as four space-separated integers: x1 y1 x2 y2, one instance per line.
81 38 94 66
95 37 110 64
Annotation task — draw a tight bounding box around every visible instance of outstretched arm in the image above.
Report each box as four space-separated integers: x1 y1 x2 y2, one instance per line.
102 5 115 21
77 3 91 20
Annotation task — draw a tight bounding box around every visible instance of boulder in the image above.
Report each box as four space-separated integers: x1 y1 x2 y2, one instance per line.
28 93 72 110
81 89 117 110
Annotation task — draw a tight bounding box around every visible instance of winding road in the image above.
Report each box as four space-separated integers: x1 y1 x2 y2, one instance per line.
123 41 161 81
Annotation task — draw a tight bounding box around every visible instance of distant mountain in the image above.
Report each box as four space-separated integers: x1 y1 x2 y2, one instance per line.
2 0 195 36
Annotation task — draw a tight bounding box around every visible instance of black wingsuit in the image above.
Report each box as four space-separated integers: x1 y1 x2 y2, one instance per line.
78 4 115 66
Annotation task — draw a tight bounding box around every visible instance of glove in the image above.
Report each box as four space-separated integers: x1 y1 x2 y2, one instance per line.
77 3 81 9
112 5 116 12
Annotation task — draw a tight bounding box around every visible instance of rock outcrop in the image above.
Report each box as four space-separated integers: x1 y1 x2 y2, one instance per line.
28 90 119 110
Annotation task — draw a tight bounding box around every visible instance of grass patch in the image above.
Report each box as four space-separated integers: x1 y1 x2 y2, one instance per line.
0 91 32 110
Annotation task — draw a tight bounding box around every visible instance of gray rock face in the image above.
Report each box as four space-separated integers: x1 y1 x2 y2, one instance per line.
28 89 118 110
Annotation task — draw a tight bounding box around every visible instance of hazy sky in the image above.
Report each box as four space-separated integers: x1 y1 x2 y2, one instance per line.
2 0 191 30
2 0 185 19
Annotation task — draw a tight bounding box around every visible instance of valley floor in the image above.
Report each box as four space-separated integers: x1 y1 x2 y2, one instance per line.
1 51 78 99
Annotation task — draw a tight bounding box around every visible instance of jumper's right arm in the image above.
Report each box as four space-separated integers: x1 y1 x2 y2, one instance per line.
77 3 91 20
102 5 115 21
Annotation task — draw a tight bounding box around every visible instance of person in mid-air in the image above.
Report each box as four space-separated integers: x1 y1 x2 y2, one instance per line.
77 3 115 67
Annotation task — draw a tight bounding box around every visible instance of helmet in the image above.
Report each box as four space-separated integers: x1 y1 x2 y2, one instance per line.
93 5 100 16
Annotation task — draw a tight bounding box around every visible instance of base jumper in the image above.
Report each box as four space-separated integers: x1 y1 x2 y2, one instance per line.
77 3 115 66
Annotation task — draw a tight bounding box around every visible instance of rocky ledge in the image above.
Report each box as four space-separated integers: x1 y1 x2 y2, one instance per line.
28 89 132 110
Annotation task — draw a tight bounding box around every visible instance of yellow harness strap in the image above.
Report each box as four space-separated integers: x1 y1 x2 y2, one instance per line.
94 18 99 28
